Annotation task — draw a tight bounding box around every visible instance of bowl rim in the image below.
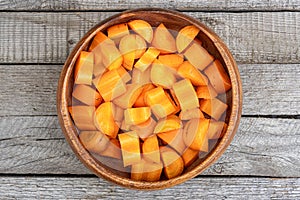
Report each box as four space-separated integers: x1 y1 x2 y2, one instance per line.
57 8 243 190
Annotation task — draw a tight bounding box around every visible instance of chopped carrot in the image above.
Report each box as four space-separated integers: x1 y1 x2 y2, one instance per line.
200 98 228 120
112 104 124 124
131 67 152 85
107 23 129 41
118 131 141 167
204 60 232 93
150 59 177 89
179 108 204 120
99 138 122 159
158 54 184 70
74 51 94 85
134 47 160 72
143 135 161 163
176 25 200 53
88 31 114 51
72 84 102 107
152 23 176 54
177 61 208 86
133 83 155 107
79 131 110 154
128 20 153 43
99 41 123 70
124 107 151 125
172 79 199 111
116 66 131 83
160 146 184 179
207 120 226 139
130 117 156 140
69 106 97 131
113 84 144 109
196 84 218 99
154 115 182 133
157 129 186 154
182 148 199 167
131 159 163 182
94 102 119 138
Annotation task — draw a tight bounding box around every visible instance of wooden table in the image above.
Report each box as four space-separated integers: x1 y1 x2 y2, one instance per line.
0 0 299 199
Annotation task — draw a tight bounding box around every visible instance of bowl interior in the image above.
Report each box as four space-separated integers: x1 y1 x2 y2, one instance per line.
58 8 242 190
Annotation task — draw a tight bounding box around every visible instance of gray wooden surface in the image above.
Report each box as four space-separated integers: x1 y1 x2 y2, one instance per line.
0 0 299 199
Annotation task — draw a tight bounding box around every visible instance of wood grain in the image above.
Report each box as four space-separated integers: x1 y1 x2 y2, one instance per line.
0 116 299 176
0 0 300 11
1 64 299 116
0 12 299 64
0 177 299 199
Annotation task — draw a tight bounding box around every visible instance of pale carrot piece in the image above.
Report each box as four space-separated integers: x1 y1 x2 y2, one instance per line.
154 115 182 133
160 146 184 179
124 107 151 125
143 134 161 163
184 41 214 71
206 120 226 139
74 51 94 85
113 84 143 109
69 106 97 131
130 117 156 140
131 159 163 182
131 67 152 85
89 31 114 51
107 23 129 41
91 48 107 77
144 86 177 119
204 60 232 94
94 102 119 138
172 79 199 111
183 118 210 151
152 23 177 54
128 20 153 43
179 108 205 121
134 47 160 72
150 59 176 89
157 129 186 154
100 41 123 70
133 84 155 107
94 69 126 102
112 104 124 124
116 66 131 83
176 25 200 53
158 54 184 70
99 138 122 159
120 119 131 132
182 148 199 167
119 34 147 70
200 98 228 120
118 131 141 167
72 84 102 107
177 61 208 86
196 84 218 99
79 131 110 154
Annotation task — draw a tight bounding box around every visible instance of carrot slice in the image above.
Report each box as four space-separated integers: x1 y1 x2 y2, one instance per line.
204 60 231 93
118 131 141 167
69 106 97 131
94 102 119 138
79 131 110 154
74 51 94 85
183 118 210 151
207 120 226 139
107 23 129 41
184 41 213 71
134 47 160 72
130 117 156 140
113 84 144 109
182 148 199 167
72 84 102 107
124 107 151 125
160 146 184 179
172 79 199 111
154 115 182 133
131 67 152 85
152 23 176 54
158 54 184 70
157 129 186 154
144 86 177 119
112 104 124 124
177 61 208 86
143 134 160 163
196 84 218 99
179 108 204 121
116 66 131 83
133 83 155 107
99 138 122 159
200 98 228 120
150 59 176 89
128 20 153 43
99 41 123 70
176 25 200 53
131 159 163 182
94 69 126 102
88 31 114 51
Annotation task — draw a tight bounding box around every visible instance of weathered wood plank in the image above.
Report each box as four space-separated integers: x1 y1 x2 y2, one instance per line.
0 177 299 199
1 64 299 116
0 116 299 176
0 12 299 64
0 0 300 11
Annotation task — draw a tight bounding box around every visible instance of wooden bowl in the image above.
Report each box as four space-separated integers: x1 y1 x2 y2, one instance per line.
57 8 242 190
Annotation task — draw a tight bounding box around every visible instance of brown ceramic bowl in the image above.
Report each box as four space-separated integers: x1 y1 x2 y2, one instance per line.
57 8 242 190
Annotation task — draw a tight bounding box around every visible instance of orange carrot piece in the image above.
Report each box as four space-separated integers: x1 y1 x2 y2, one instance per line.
177 61 208 86
131 159 163 182
88 31 113 51
113 84 144 109
157 129 186 154
160 146 184 179
72 84 102 107
158 54 184 70
128 20 153 43
133 83 155 107
69 106 97 131
134 47 160 72
118 131 141 167
150 59 176 89
99 138 122 159
152 23 176 54
176 25 200 53
200 98 228 120
182 148 199 167
124 107 151 125
196 84 218 99
143 134 161 163
74 51 94 85
107 23 129 41
130 117 157 140
79 131 110 154
179 108 204 120
154 115 182 133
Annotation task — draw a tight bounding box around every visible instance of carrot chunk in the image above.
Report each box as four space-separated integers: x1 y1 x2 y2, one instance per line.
74 51 94 85
118 131 141 167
